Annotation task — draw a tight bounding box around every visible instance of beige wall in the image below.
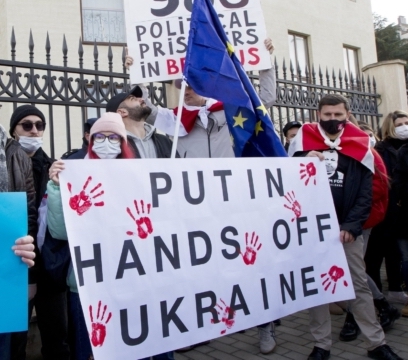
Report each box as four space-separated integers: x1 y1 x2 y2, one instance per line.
363 60 408 120
0 0 379 157
0 0 126 157
262 0 377 71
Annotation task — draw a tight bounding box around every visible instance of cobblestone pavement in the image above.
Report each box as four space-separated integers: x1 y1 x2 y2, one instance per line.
27 300 408 360
175 303 408 360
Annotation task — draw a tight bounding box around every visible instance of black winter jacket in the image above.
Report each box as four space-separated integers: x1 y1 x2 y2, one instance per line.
374 138 408 226
392 143 408 238
294 150 372 238
31 147 55 209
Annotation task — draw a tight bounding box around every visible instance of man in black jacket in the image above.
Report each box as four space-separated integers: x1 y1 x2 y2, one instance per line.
289 95 402 360
107 86 175 158
9 105 70 360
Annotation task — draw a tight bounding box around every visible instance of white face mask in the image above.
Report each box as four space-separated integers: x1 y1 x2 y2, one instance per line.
395 125 408 140
92 139 122 159
18 136 43 153
369 136 376 148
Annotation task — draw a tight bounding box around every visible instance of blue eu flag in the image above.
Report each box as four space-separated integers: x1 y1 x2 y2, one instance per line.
183 0 287 157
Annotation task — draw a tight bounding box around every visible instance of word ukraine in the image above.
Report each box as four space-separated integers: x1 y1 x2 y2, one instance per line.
60 158 354 360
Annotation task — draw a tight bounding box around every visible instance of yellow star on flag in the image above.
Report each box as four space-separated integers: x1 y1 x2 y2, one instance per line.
257 103 268 116
233 112 248 128
255 121 264 136
226 42 235 56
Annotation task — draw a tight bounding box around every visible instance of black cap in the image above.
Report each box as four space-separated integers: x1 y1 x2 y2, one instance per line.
9 105 46 137
84 118 98 133
106 85 143 113
283 121 302 137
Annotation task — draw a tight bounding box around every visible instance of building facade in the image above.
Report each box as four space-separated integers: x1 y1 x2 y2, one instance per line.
398 16 408 40
0 0 379 157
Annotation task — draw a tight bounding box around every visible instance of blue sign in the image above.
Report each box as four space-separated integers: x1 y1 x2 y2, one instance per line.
0 192 28 333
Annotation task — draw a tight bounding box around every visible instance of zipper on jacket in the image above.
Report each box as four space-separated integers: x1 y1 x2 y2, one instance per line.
206 121 215 158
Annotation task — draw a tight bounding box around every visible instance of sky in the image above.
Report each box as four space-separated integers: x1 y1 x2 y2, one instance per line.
371 0 408 25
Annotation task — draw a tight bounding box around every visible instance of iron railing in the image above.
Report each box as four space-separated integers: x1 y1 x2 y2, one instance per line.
0 28 382 156
0 28 168 158
264 59 380 142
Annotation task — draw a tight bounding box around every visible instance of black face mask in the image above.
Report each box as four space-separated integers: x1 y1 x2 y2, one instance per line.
319 119 347 135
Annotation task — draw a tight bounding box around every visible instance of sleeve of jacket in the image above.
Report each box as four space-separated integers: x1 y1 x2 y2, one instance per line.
23 155 38 284
372 151 388 203
138 83 159 125
393 145 408 203
23 156 37 238
259 64 277 108
340 165 372 238
46 180 68 241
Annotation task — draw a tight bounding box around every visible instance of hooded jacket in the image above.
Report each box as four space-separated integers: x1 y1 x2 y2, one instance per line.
127 124 177 159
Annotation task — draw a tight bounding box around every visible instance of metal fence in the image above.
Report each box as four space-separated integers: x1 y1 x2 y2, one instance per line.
269 59 381 141
0 29 382 157
0 29 168 158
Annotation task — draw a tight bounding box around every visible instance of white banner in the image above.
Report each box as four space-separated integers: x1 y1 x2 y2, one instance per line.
60 158 354 360
124 0 270 83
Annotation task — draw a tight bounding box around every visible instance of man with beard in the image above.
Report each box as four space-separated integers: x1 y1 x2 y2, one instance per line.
107 86 175 158
106 87 175 360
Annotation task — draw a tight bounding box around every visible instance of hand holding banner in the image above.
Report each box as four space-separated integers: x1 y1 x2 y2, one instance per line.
0 193 28 334
59 158 354 359
124 0 270 83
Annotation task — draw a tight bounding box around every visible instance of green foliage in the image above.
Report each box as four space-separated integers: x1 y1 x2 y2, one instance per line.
374 13 408 71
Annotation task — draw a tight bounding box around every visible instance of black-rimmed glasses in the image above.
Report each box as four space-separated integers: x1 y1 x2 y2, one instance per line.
93 133 121 144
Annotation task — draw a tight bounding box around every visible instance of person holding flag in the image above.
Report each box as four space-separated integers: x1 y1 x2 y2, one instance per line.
133 36 280 159
123 0 285 354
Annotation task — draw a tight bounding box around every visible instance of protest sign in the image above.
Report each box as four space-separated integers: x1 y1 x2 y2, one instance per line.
0 192 28 333
59 158 354 359
124 0 270 83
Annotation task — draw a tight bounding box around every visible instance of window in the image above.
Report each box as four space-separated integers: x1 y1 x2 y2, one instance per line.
288 33 310 80
81 0 126 44
343 46 359 80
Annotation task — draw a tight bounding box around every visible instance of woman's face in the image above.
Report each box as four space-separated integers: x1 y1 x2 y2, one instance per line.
394 116 408 128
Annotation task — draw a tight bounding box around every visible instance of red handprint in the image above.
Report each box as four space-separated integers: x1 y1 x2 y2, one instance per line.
126 200 153 239
300 162 317 185
284 191 301 222
240 232 262 265
321 266 349 294
68 176 104 216
89 301 112 347
211 298 236 335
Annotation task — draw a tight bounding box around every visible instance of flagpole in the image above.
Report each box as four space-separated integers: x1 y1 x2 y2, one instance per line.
170 80 187 159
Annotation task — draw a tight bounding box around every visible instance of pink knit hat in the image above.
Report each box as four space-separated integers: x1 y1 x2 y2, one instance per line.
90 112 127 143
